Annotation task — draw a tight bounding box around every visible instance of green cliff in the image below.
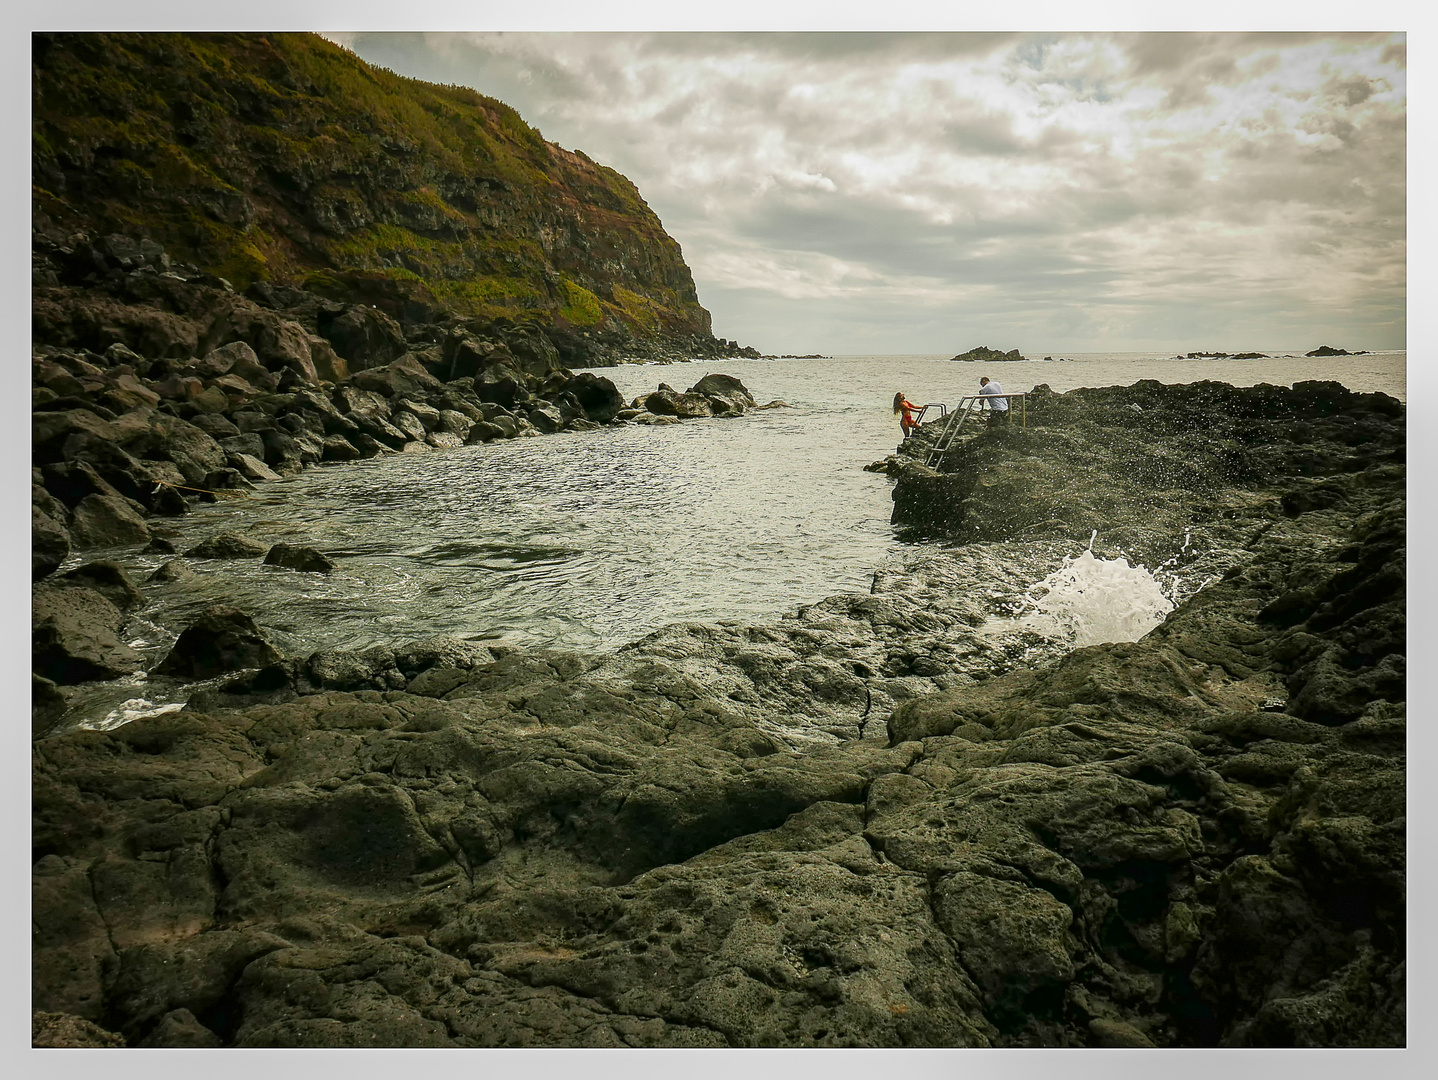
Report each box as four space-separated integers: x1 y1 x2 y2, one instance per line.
32 32 715 340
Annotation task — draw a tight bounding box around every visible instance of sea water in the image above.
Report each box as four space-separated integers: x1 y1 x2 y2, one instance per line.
51 351 1405 732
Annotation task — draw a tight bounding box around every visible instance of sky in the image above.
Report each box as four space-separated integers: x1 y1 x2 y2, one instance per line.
323 30 1408 356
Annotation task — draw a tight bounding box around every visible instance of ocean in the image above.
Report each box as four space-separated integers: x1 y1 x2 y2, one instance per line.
50 350 1405 733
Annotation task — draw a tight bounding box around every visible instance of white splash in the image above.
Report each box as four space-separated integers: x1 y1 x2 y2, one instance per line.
80 699 185 733
1026 545 1175 647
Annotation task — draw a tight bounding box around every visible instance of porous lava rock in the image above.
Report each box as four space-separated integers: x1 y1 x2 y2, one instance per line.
30 379 1404 1049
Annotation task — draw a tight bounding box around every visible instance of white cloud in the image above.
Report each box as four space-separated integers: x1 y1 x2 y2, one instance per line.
339 31 1406 354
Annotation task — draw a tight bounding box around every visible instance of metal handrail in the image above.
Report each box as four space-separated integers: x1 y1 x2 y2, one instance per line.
912 402 947 427
924 392 1028 467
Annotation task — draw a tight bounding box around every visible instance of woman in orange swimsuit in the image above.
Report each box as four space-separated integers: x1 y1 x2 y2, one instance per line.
893 391 920 437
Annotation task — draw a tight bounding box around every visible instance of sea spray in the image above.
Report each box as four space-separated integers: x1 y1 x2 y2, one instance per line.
1026 547 1176 646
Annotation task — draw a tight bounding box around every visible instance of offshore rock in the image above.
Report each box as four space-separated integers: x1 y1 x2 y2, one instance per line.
950 346 1026 362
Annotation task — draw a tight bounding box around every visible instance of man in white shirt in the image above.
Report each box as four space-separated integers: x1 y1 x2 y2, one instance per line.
978 377 1009 427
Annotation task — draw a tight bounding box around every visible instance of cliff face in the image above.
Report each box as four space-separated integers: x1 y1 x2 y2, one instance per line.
32 32 714 340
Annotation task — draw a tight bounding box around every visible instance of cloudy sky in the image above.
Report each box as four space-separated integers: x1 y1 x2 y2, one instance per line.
325 31 1406 356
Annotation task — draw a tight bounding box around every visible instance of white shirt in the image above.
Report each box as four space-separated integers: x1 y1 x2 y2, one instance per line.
978 381 1009 411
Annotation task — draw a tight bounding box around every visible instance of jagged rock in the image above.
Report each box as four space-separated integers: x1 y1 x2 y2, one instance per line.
137 1008 224 1048
32 584 141 683
321 435 362 461
229 452 282 482
32 1011 126 1048
55 560 144 609
526 404 564 433
949 345 1026 362
155 605 284 677
32 674 68 733
68 493 150 548
351 355 442 399
33 506 70 580
264 543 335 574
690 372 757 409
321 304 407 372
147 558 197 584
185 532 269 559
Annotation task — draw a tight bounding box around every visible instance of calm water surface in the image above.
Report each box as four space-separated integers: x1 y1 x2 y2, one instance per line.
66 350 1404 727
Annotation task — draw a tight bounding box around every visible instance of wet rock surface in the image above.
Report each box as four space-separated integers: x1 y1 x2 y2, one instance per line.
30 380 1403 1048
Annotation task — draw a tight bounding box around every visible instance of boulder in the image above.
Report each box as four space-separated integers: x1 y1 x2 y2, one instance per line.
321 304 406 372
185 533 269 559
553 371 625 423
690 372 757 408
32 674 68 733
321 435 363 461
396 399 442 431
333 385 391 419
436 409 474 438
148 559 197 584
55 560 144 610
263 544 335 574
155 605 284 678
32 584 142 683
68 494 150 548
526 404 564 433
195 340 261 379
442 334 508 381
389 410 428 442
40 460 127 511
350 355 442 399
228 453 282 483
33 507 71 580
31 1012 126 1049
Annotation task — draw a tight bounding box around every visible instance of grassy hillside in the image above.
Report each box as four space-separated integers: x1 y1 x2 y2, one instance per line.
32 32 713 336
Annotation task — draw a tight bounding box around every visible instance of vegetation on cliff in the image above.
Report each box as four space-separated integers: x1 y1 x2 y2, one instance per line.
32 32 714 338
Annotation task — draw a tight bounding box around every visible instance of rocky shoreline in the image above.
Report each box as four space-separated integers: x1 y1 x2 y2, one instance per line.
32 375 1403 1048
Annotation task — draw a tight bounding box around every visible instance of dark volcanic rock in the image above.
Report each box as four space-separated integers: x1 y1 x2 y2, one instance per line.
154 605 284 678
33 506 70 579
185 532 269 559
67 493 150 549
1306 345 1352 357
29 376 1404 1050
55 560 144 610
32 585 142 683
32 1011 126 1048
950 345 1026 362
264 543 335 574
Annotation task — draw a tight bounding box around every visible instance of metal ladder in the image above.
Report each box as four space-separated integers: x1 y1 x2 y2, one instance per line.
922 393 1028 467
924 399 980 466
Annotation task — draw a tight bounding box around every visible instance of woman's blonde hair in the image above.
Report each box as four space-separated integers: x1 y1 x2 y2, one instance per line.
893 391 905 414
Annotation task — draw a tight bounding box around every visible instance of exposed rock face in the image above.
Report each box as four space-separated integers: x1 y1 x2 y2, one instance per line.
32 31 728 350
33 506 70 579
949 346 1026 362
31 381 1404 1048
32 585 142 684
154 605 285 678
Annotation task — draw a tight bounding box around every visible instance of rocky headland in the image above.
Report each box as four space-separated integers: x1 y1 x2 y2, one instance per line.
949 346 1027 363
32 377 1404 1048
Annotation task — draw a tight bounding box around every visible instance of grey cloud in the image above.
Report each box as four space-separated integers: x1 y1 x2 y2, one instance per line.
337 32 1405 354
